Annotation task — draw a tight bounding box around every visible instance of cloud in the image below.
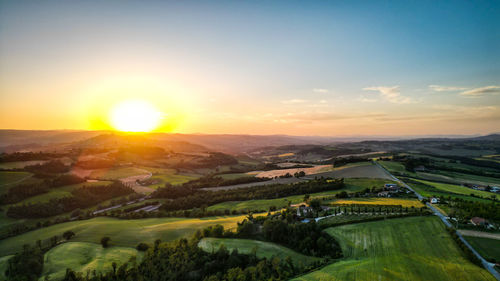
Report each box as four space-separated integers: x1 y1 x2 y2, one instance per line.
428 85 468 92
313 88 329 93
362 86 413 104
358 96 377 103
281 99 307 104
460 86 500 97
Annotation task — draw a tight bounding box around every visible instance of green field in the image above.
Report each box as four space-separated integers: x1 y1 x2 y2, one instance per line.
0 215 262 256
219 173 255 180
0 171 33 191
0 254 13 280
41 242 143 281
412 179 499 200
12 181 113 205
198 238 322 266
89 167 149 180
463 236 500 262
294 216 495 281
329 197 424 208
404 179 495 203
206 178 397 212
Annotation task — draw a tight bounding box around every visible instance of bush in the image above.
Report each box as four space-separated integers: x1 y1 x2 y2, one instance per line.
101 237 111 248
136 242 150 251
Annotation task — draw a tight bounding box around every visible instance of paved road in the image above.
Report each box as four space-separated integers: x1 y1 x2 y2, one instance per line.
375 161 500 280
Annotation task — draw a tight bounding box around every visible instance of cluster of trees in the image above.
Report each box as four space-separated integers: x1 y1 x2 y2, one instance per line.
445 227 483 266
177 152 239 169
322 157 370 167
4 244 44 281
24 160 70 176
181 175 270 189
446 198 500 222
0 152 63 163
6 182 134 218
204 209 342 258
153 178 344 212
61 237 303 281
0 174 85 204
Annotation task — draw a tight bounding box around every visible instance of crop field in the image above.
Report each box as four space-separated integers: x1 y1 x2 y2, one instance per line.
13 181 113 205
315 162 392 180
251 164 334 178
294 216 495 281
145 173 199 189
412 179 500 200
89 167 150 180
378 161 409 175
463 236 500 262
41 242 143 281
318 214 388 226
0 171 33 191
219 173 256 180
329 198 423 208
198 238 322 266
0 214 265 256
206 178 396 212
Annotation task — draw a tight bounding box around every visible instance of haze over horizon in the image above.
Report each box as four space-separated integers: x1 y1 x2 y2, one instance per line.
1 0 499 135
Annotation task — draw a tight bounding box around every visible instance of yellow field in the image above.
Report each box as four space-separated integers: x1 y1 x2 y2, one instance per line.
329 197 424 208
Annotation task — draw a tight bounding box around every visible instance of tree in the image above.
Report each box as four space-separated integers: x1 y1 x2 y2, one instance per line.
100 237 111 248
309 199 322 212
63 230 75 240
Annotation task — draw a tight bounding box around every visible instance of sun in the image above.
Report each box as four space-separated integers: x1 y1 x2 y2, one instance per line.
110 99 163 132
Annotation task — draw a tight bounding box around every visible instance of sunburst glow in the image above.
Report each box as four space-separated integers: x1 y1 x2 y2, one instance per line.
110 100 163 132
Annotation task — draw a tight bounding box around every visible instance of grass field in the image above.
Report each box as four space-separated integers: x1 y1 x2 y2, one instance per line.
0 171 33 191
12 181 113 205
219 173 256 180
0 214 262 256
206 178 397 212
198 238 322 266
41 242 143 281
294 216 495 281
146 173 199 189
463 236 500 262
329 198 424 208
89 167 149 180
412 179 500 200
403 179 495 203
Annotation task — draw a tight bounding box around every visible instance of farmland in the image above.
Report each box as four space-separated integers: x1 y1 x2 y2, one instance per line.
89 167 150 180
206 178 397 212
329 198 424 208
41 242 143 281
0 214 264 255
0 171 33 191
198 238 322 266
294 216 495 281
463 236 500 263
411 179 500 200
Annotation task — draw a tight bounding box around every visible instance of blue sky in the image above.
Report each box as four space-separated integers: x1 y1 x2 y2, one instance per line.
0 0 499 135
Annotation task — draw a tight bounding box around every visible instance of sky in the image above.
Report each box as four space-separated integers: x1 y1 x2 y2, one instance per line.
0 0 499 136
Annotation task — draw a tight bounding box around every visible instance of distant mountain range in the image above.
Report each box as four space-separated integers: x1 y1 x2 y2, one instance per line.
0 129 497 154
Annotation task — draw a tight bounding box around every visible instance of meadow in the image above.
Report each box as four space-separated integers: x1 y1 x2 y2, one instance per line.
89 167 150 180
0 160 47 169
403 178 495 203
198 238 322 266
0 171 33 191
294 216 495 281
412 179 499 200
0 214 263 256
41 242 143 281
463 236 500 262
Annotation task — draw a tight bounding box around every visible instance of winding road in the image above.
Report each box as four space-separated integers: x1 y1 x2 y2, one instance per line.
375 161 500 280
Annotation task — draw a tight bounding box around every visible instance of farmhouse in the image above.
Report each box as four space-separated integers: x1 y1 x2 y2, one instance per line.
414 165 426 172
296 205 312 217
378 191 391 197
470 217 487 226
430 197 439 204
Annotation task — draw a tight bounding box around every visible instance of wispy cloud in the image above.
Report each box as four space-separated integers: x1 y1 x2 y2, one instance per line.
281 99 307 104
429 85 468 92
357 96 377 103
460 86 500 97
313 88 329 93
362 86 413 104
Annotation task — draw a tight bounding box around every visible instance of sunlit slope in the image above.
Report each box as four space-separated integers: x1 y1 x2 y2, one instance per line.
0 215 252 256
198 238 322 266
294 217 495 281
41 242 142 281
